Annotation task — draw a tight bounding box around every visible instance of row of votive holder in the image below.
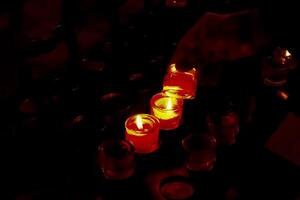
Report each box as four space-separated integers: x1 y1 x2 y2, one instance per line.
98 64 198 180
125 64 198 154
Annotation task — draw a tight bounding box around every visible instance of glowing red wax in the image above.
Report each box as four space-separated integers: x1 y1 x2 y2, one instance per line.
163 64 197 99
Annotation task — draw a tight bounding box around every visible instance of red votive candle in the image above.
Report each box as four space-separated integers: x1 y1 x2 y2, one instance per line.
163 64 197 99
125 114 160 154
151 93 184 130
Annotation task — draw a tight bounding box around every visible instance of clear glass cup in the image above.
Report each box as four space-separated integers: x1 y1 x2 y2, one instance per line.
98 92 131 124
207 111 240 145
182 134 217 172
98 139 135 180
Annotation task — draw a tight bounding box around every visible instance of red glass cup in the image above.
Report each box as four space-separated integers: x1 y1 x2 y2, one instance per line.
162 64 197 99
98 139 135 180
125 114 160 154
182 134 217 172
150 93 184 130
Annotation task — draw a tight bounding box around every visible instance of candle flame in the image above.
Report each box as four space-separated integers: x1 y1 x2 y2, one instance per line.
189 67 197 76
136 115 143 130
285 50 291 58
166 98 173 110
170 64 177 73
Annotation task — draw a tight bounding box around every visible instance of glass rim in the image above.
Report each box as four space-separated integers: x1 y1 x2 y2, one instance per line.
159 176 195 200
98 138 135 154
151 93 184 112
182 134 217 152
168 63 198 74
162 89 195 100
207 111 239 122
263 78 287 87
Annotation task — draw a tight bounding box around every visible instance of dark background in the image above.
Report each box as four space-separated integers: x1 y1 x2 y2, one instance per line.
1 0 300 199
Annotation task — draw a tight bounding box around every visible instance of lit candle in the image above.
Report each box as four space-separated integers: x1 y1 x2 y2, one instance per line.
162 64 197 99
166 0 188 8
125 114 160 154
151 93 184 130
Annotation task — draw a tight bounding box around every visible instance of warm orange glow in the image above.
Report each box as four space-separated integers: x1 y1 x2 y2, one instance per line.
166 98 173 110
277 90 289 101
190 68 197 75
151 93 183 130
136 115 143 130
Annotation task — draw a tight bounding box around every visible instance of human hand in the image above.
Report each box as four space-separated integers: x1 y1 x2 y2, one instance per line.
170 10 270 76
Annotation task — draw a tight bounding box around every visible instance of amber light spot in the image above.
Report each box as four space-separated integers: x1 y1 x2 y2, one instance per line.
191 68 197 74
277 90 289 101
